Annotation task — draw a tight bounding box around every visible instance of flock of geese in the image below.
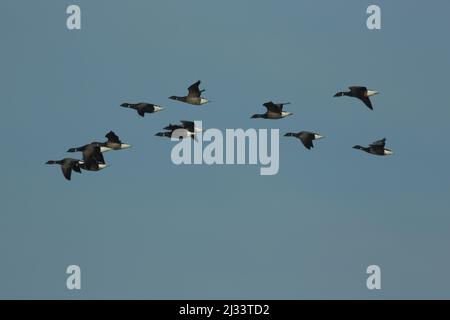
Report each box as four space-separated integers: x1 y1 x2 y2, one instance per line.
46 80 393 181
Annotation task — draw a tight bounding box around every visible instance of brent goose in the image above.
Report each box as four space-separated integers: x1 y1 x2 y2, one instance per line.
155 120 201 140
334 86 379 110
45 158 83 181
120 102 164 117
169 80 209 105
251 101 293 119
67 131 131 153
284 131 324 150
353 138 394 156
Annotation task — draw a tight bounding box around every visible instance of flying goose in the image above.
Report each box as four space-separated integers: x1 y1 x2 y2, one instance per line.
67 131 131 153
155 120 201 140
334 86 379 110
353 138 394 156
169 80 209 105
251 101 293 119
45 158 83 181
120 102 164 117
284 131 324 150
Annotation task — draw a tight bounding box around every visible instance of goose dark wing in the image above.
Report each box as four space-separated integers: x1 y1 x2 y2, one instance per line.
61 164 72 180
369 138 386 153
137 108 145 117
370 138 386 147
83 144 105 164
96 151 105 164
67 159 82 174
105 131 121 144
298 132 314 150
187 81 201 98
370 138 386 148
72 164 82 174
180 120 195 132
262 101 282 114
358 96 373 110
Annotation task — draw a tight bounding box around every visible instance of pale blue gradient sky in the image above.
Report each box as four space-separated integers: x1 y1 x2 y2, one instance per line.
1 0 449 299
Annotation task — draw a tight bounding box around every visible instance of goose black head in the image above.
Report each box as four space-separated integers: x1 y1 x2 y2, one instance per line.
251 114 264 119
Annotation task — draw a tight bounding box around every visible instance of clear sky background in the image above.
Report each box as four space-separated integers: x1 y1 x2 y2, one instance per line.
1 0 449 299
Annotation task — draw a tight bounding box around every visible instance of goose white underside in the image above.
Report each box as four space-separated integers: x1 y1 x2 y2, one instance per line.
200 98 209 104
102 144 132 152
100 146 113 153
281 112 293 117
366 90 379 97
384 149 394 155
314 134 324 139
153 106 164 112
120 143 132 149
77 160 109 169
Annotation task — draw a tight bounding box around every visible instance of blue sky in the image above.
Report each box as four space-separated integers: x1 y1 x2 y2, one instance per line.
1 0 449 299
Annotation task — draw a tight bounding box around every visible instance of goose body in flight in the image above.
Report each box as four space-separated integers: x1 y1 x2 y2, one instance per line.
45 158 82 181
334 86 379 110
120 102 164 117
169 80 209 105
284 131 324 150
353 138 394 156
251 101 293 119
